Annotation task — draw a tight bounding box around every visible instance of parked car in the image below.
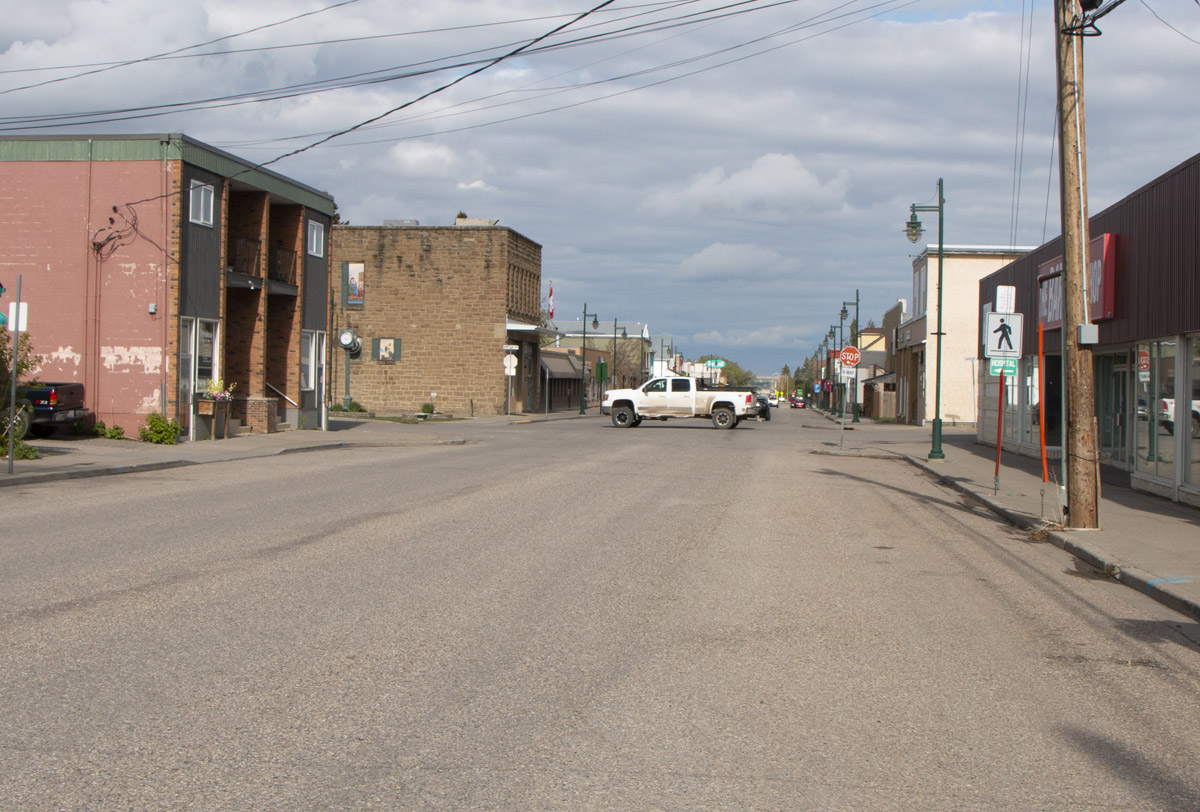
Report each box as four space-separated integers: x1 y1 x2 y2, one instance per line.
790 396 806 409
14 382 90 439
753 395 772 421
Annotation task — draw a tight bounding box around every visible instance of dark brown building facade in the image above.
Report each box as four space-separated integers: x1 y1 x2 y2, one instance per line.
978 152 1200 505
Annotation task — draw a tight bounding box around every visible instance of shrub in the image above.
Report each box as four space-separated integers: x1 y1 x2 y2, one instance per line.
94 420 126 439
139 413 181 445
420 402 435 414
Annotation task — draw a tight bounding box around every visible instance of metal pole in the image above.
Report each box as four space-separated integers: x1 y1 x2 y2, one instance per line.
8 275 22 474
852 289 861 422
580 305 588 414
929 179 946 460
579 305 596 414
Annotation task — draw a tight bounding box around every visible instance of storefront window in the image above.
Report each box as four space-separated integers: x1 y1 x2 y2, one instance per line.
1002 365 1020 442
1188 337 1200 486
1022 356 1039 446
1135 340 1176 480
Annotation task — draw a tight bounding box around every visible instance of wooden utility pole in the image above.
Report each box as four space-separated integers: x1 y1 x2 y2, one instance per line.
1054 0 1099 528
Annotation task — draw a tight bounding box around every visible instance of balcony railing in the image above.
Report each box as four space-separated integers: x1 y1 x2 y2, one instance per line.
268 247 297 285
230 237 262 277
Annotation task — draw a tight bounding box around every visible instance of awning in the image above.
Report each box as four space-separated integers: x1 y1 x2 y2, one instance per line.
540 354 579 379
507 319 561 339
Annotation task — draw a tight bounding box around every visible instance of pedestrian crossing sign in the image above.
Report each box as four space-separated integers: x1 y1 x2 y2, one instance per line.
984 312 1022 359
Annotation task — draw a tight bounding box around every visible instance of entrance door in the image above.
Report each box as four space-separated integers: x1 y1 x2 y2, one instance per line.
180 318 220 441
1098 354 1130 468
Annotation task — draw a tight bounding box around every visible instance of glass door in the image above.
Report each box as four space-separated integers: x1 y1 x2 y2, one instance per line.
1098 354 1129 468
179 318 195 433
180 318 219 440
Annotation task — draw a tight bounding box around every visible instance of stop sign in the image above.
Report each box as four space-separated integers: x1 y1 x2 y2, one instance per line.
839 346 861 367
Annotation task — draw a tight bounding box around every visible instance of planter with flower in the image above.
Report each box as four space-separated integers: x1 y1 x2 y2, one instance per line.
197 380 236 415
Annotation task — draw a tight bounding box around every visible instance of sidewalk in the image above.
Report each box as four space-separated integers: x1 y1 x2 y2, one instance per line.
811 408 1200 624
0 411 586 488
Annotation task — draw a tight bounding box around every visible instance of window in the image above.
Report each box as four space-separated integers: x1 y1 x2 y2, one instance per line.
189 181 214 226
644 380 666 393
670 378 690 392
308 221 325 257
301 331 314 390
1135 340 1176 481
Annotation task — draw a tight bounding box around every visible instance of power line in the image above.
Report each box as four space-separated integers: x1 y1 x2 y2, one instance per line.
0 0 363 97
258 0 626 168
0 0 774 129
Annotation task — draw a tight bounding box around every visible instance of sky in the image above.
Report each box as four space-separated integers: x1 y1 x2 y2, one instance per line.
3 0 1199 374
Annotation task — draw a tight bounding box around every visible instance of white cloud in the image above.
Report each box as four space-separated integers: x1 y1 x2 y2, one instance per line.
641 154 850 221
676 243 797 283
382 142 461 178
1 1 1196 371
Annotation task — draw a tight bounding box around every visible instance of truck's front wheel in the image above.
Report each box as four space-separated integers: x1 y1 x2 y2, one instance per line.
612 405 637 428
711 407 736 429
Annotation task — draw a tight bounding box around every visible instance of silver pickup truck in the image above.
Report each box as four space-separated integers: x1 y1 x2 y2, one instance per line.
600 376 757 429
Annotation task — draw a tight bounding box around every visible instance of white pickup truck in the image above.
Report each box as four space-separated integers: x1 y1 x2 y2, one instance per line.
600 376 757 429
1159 398 1200 438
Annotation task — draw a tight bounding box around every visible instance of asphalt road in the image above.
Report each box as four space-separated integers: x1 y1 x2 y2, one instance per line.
2 408 1199 811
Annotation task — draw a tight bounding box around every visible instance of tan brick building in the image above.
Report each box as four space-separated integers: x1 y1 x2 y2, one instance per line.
330 222 549 415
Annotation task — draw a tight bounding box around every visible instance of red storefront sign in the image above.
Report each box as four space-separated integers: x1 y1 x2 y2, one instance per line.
1037 233 1118 329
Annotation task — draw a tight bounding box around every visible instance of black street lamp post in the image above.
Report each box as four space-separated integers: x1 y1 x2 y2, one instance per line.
842 289 861 422
579 304 598 414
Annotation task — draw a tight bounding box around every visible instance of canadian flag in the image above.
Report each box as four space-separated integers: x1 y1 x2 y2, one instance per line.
547 283 554 318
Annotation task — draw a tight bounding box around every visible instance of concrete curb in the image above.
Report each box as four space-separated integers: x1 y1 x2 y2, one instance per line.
0 439 471 488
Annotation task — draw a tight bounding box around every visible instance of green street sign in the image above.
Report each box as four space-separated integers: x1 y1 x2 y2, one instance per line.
989 358 1018 377
705 359 726 369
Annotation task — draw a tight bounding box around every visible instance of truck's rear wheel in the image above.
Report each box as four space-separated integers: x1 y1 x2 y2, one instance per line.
612 405 636 428
712 407 736 429
2 403 31 442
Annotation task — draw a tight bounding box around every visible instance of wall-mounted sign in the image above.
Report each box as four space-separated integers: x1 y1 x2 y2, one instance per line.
1037 233 1117 329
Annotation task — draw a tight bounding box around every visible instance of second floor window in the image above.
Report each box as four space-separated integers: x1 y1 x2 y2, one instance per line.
190 181 214 227
308 221 325 257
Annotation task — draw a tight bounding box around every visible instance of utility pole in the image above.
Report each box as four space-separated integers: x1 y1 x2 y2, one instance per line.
1054 0 1099 528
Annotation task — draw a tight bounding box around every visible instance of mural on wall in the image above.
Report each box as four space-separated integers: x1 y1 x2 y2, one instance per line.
347 262 365 307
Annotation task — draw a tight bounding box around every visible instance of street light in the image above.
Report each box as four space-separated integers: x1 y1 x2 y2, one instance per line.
906 177 946 460
842 289 860 422
612 319 627 389
825 329 836 410
579 304 599 414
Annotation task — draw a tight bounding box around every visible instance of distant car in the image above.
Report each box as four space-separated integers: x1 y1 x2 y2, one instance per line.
767 395 779 407
790 396 806 409
753 395 772 421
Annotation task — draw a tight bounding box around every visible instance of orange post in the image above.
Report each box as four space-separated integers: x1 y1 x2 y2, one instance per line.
1038 322 1049 482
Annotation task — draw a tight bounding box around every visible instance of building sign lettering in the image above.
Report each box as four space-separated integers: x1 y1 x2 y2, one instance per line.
1037 233 1117 329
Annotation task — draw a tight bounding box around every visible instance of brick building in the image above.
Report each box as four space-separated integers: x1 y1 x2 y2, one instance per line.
0 134 334 438
330 221 549 415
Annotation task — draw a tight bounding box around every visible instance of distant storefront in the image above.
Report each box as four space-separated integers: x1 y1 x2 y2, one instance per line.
977 152 1200 506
